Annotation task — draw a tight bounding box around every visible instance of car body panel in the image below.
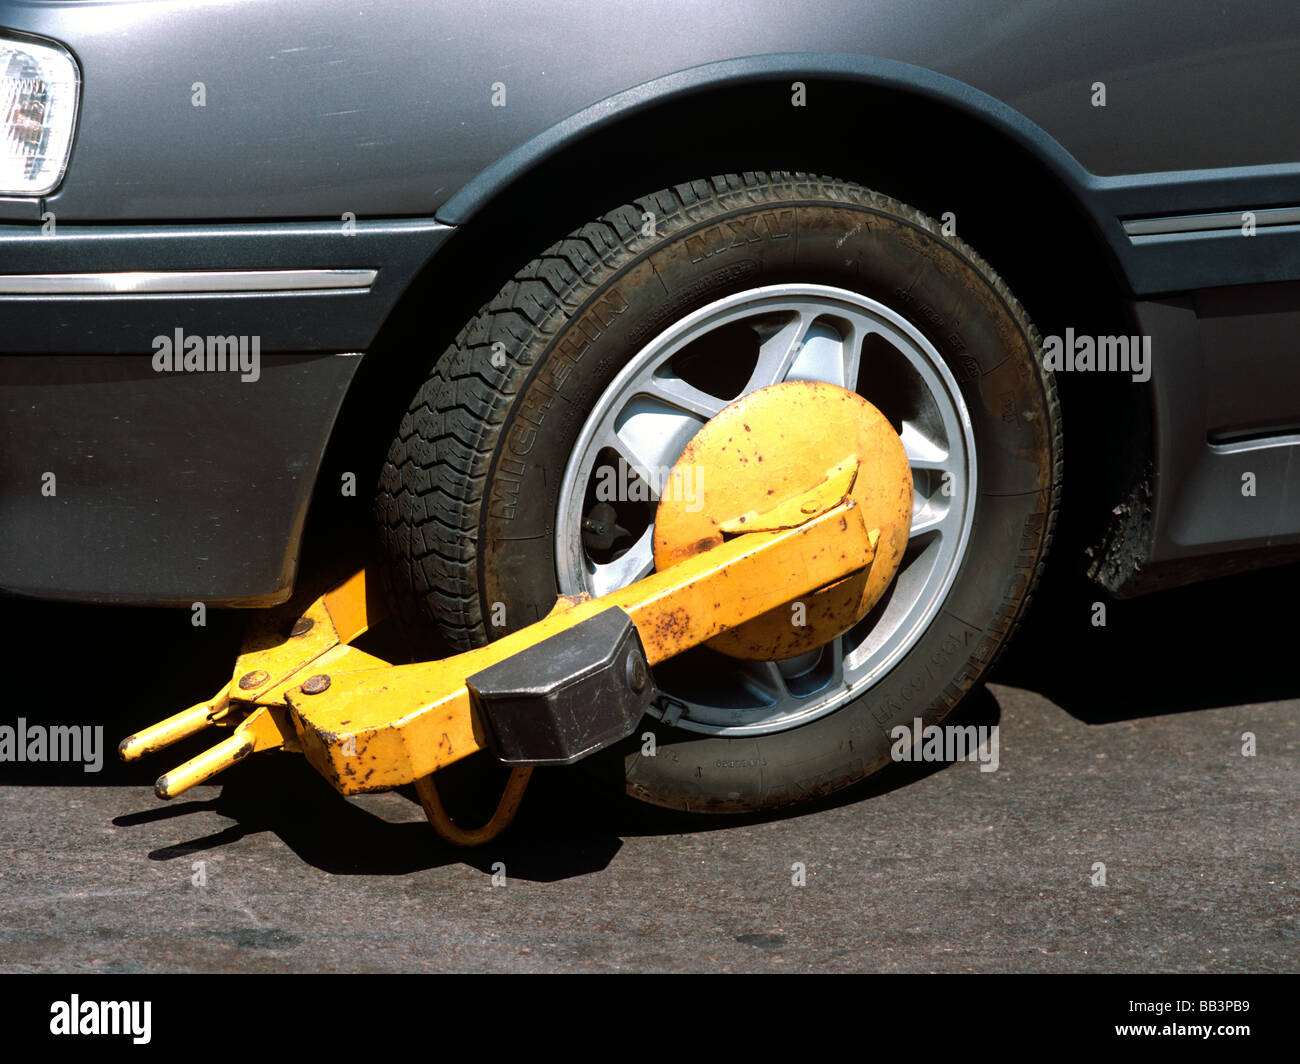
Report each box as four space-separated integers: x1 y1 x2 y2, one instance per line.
0 0 1298 605
1138 292 1300 553
0 351 359 604
8 0 1299 224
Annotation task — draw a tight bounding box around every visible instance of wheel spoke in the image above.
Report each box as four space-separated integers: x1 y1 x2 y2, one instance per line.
900 419 964 541
786 318 865 390
840 320 866 393
908 504 950 538
643 374 729 421
899 419 956 473
603 398 704 492
824 634 846 689
595 429 656 497
587 524 655 597
909 470 965 541
746 310 813 390
742 660 790 703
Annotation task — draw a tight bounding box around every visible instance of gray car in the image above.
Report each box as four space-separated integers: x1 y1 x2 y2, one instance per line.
2 1 1298 813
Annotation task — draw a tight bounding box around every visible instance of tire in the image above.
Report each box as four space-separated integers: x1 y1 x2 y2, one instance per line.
376 172 1060 813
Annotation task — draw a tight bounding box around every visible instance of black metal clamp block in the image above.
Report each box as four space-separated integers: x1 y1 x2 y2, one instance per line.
466 606 657 765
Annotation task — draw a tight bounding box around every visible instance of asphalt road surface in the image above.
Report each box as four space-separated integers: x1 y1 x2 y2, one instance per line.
1 563 1296 973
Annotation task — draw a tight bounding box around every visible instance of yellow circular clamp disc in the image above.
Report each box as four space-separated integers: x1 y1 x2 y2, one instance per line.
653 380 913 661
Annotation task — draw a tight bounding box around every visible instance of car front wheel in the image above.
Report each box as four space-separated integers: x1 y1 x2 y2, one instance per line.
376 172 1061 812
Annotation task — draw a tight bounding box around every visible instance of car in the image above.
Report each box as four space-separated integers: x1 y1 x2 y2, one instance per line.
2 1 1298 815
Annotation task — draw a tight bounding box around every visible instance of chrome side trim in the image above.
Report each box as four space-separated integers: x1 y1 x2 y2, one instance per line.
1123 207 1300 237
0 268 378 295
1208 432 1300 455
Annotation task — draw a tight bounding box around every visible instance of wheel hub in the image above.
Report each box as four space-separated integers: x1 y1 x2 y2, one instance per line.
652 380 913 661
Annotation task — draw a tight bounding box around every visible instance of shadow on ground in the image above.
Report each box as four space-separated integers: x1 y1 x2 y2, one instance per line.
989 558 1300 723
3 557 1297 881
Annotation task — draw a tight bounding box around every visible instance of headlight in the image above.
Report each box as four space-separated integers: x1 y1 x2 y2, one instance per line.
1 34 80 196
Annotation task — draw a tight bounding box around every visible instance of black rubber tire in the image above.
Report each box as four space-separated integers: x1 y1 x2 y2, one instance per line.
376 172 1061 813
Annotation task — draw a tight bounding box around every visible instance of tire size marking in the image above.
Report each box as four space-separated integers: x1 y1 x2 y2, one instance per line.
866 627 974 734
685 210 794 263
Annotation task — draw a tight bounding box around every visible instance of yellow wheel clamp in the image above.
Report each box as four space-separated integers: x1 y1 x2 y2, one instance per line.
119 382 914 846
